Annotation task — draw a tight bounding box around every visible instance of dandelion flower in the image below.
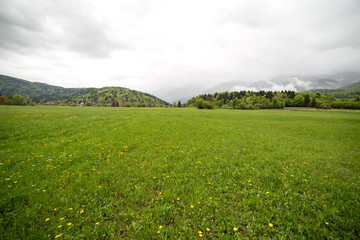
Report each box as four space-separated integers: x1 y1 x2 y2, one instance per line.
157 230 160 234
60 217 64 220
269 223 273 227
325 222 329 225
69 208 73 211
54 233 63 238
95 222 100 225
233 227 238 231
67 222 72 226
159 225 163 229
58 225 62 228
45 218 50 222
177 198 180 201
190 205 194 208
206 228 210 231
80 209 84 214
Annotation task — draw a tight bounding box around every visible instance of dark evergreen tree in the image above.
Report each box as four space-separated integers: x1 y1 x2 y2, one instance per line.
304 94 311 106
310 98 317 108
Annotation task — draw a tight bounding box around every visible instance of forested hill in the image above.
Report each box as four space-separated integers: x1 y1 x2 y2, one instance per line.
187 89 360 109
0 74 168 106
0 74 81 102
305 81 360 99
71 87 168 107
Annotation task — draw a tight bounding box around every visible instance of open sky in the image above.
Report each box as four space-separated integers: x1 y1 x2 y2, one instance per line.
0 0 359 93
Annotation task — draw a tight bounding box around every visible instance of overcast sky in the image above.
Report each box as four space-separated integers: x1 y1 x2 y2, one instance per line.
0 0 359 93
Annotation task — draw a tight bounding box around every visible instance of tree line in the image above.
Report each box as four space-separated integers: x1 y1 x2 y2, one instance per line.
186 90 360 109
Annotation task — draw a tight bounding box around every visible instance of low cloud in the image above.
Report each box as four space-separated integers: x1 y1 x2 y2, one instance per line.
0 0 359 94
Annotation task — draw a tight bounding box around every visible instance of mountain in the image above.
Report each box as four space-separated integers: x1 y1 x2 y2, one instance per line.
203 72 360 94
0 74 168 106
0 74 81 101
305 81 360 99
338 81 360 90
149 85 205 104
71 87 168 107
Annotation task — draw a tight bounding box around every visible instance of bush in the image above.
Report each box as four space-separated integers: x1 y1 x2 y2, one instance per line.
319 103 331 109
136 102 146 107
195 98 215 109
122 102 132 107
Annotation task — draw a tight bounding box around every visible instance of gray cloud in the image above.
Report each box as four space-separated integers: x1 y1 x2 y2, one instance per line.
0 0 359 99
0 0 126 58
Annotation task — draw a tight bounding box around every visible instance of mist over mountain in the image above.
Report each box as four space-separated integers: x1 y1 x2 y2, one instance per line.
152 72 360 102
149 85 205 104
203 72 360 95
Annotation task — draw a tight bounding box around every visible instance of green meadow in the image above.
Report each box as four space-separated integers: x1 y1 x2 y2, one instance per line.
1 106 359 239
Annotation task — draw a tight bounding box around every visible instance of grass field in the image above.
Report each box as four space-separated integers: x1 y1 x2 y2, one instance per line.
1 106 359 239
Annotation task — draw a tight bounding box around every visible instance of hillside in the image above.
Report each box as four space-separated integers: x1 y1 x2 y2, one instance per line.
0 74 168 106
203 72 360 94
338 81 360 90
71 87 168 107
305 81 360 99
0 74 81 101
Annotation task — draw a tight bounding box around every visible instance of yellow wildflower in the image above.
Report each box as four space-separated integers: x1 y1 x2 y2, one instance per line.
67 222 72 226
206 228 210 231
269 223 273 227
159 225 163 229
325 222 329 225
54 233 63 238
95 222 100 225
80 209 84 214
233 227 238 231
190 205 194 208
45 218 50 222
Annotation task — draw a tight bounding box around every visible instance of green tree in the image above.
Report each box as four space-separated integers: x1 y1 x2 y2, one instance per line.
304 94 310 106
13 94 25 105
293 95 305 107
177 101 182 108
195 98 214 109
310 98 317 108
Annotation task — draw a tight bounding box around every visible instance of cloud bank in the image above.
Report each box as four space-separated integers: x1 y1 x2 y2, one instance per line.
0 0 359 96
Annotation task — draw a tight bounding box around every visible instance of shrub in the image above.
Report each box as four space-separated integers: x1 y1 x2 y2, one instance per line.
195 98 214 109
319 103 331 109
